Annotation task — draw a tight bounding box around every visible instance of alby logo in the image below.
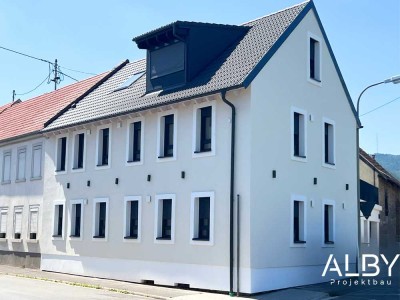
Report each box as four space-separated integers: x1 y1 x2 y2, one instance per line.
322 254 400 277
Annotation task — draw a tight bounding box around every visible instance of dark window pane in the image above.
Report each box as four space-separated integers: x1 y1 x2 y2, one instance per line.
198 197 210 240
150 42 185 79
324 205 330 243
325 123 329 163
161 199 172 239
200 107 212 152
129 201 139 238
385 191 389 216
294 113 300 156
57 205 63 236
102 128 109 165
74 204 81 237
99 202 106 237
133 122 141 162
60 137 66 171
310 39 316 79
163 115 174 157
77 134 84 169
293 201 300 242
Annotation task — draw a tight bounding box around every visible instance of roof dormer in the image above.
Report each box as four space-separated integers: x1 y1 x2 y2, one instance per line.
133 21 249 93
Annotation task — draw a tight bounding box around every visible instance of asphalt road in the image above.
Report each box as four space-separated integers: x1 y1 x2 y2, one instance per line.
0 274 153 300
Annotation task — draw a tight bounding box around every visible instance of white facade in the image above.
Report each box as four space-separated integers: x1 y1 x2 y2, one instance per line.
0 136 44 261
38 8 358 294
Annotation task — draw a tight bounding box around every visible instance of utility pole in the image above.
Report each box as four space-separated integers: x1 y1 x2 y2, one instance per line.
12 90 15 102
51 59 60 90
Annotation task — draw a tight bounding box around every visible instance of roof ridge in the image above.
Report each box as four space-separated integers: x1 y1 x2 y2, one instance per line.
241 0 310 26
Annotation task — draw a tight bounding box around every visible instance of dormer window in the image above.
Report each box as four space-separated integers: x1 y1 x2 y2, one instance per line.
150 42 184 79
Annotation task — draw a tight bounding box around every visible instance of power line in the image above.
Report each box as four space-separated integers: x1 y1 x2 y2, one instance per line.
0 45 52 64
59 66 96 76
15 73 51 96
361 95 400 116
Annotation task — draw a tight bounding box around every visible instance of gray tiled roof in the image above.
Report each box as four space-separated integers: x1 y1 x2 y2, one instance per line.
45 1 309 131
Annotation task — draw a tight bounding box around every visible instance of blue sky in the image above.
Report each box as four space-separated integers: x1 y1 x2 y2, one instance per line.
0 0 399 154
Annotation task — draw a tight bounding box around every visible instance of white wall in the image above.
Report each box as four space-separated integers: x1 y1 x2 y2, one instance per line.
0 137 44 254
248 10 358 292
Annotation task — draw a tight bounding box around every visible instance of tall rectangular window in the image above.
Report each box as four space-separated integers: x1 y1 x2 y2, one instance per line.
200 107 212 152
324 122 335 165
293 111 306 158
53 204 64 237
2 151 11 183
31 144 42 179
0 208 8 239
163 115 174 158
70 202 82 238
385 191 389 216
155 195 175 242
324 204 334 244
56 137 67 172
93 199 108 239
29 206 39 240
196 197 210 240
293 200 305 243
16 147 26 181
13 207 23 239
127 121 142 163
97 128 110 166
309 37 320 81
73 133 85 170
126 201 139 239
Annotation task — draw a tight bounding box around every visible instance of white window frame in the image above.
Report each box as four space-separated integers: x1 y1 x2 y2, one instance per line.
52 200 66 240
13 206 23 241
55 135 68 174
307 31 322 86
290 194 307 248
192 101 216 158
0 207 8 240
2 150 12 184
290 107 307 162
71 131 87 173
126 117 145 166
190 191 215 246
156 110 178 162
16 146 27 182
322 199 336 247
31 142 43 180
28 205 39 241
92 197 109 241
95 125 112 170
154 194 176 244
123 196 142 243
322 117 336 169
69 199 84 241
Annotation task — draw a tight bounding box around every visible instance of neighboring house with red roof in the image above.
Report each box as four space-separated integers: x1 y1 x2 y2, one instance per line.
359 148 400 258
0 71 109 268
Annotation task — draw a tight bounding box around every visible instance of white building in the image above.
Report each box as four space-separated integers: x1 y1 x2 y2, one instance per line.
0 74 107 268
12 0 359 294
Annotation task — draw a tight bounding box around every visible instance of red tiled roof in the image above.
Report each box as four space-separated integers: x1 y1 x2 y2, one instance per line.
0 72 108 142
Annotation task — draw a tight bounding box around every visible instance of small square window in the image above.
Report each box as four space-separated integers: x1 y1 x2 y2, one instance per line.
53 204 64 238
29 206 39 240
70 201 83 238
2 150 11 183
56 137 67 172
127 121 143 163
324 204 334 244
97 128 110 167
124 197 141 240
0 208 8 239
16 147 26 181
73 133 85 170
293 200 305 244
13 207 23 240
93 199 108 239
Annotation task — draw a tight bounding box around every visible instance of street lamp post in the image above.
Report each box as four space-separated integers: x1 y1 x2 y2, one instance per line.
356 74 400 273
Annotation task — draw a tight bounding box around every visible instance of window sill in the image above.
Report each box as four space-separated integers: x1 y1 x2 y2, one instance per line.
324 162 335 166
322 162 336 170
291 155 307 163
126 160 143 167
194 150 212 154
307 77 322 87
11 239 22 243
156 155 176 163
124 236 138 240
52 235 64 240
96 164 109 167
1 180 11 185
294 155 306 159
93 236 106 239
157 155 173 159
69 235 81 238
324 241 334 244
15 179 26 183
293 240 306 244
30 177 42 181
156 237 171 240
72 167 84 170
27 239 38 244
192 238 210 241
0 238 7 242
